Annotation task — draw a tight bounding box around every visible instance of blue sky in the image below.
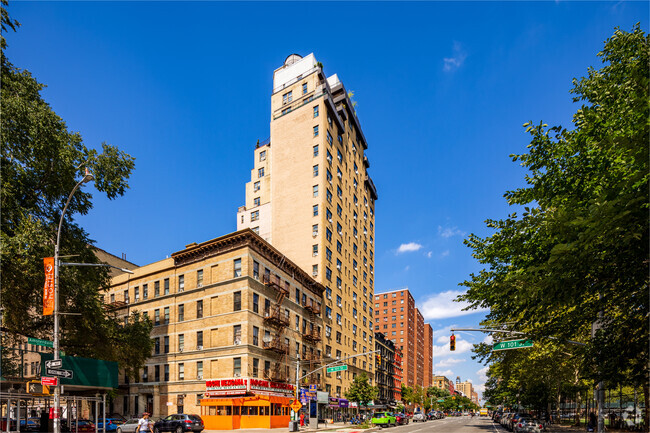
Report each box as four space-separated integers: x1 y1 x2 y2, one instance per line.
7 1 647 402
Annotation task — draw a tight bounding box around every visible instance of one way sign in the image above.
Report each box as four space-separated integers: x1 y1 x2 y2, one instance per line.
46 368 74 379
45 359 62 369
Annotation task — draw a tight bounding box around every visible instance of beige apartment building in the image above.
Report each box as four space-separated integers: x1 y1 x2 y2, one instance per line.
455 379 479 405
237 53 378 396
373 289 433 389
104 230 324 419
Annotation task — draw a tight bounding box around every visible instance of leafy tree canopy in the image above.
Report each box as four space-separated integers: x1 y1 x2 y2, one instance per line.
344 372 378 408
460 23 649 422
0 1 151 379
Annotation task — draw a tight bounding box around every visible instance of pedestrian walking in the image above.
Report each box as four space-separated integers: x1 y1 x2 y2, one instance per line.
138 412 153 433
300 412 305 427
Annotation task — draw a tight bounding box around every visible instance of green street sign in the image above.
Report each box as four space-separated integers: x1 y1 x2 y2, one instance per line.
437 399 445 402
326 365 348 373
493 339 533 351
28 338 53 348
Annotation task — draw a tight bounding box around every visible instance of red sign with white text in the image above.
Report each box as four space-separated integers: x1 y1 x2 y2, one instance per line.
42 377 58 386
43 257 55 316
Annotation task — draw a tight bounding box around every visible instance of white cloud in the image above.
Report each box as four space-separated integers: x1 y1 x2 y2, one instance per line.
396 242 423 254
477 366 489 382
443 41 467 72
435 357 465 368
475 383 486 393
482 334 494 345
419 290 488 320
434 369 455 377
426 251 433 258
440 250 450 257
438 225 466 238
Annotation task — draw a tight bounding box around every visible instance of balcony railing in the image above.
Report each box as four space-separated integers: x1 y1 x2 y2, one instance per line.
262 274 289 296
263 337 289 354
263 307 290 327
302 299 321 315
303 328 321 343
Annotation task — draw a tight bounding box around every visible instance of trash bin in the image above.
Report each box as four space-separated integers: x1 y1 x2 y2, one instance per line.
289 420 299 431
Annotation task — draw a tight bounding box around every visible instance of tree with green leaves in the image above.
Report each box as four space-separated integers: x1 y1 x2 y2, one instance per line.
1 2 152 380
345 373 378 415
459 24 649 424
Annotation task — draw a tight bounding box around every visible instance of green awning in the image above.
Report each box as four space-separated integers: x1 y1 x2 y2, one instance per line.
40 354 118 389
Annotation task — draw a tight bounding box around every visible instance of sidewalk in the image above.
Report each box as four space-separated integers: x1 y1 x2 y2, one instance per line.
204 422 378 433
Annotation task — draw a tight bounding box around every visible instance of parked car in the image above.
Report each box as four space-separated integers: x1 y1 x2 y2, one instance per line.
514 417 543 433
116 418 140 433
19 417 41 432
412 412 427 422
509 413 532 431
371 412 397 428
96 418 126 432
153 414 204 433
71 420 95 433
395 413 409 425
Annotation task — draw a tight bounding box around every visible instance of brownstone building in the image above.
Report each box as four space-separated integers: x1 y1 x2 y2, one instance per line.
373 289 432 390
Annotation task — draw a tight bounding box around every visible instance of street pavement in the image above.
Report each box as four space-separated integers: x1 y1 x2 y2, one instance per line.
203 416 508 433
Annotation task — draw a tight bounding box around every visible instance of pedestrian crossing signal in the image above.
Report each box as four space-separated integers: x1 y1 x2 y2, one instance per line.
450 334 456 351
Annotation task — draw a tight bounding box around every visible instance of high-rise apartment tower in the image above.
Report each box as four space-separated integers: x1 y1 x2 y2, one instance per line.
374 289 433 388
238 54 378 396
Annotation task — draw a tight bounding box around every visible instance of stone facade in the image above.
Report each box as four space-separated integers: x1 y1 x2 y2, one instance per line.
104 230 324 419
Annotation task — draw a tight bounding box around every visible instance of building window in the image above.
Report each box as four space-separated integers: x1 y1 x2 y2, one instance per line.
164 336 169 353
143 284 149 299
258 167 264 178
164 364 169 381
253 293 259 313
326 228 332 242
254 181 260 192
312 264 318 276
251 210 259 222
326 169 332 183
313 205 319 216
197 300 203 319
325 248 332 262
124 290 129 304
178 275 184 292
154 310 160 326
253 326 259 346
197 270 203 287
312 224 318 236
154 338 160 354
252 358 259 378
336 295 342 307
233 325 241 345
327 131 333 145
233 357 242 376
312 244 318 256
325 267 332 281
336 314 342 325
303 83 308 94
164 279 170 295
234 259 242 277
313 126 319 137
254 197 260 207
282 91 292 104
234 291 242 311
178 304 184 322
259 150 266 161
163 307 170 324
253 261 259 279
313 105 319 117
197 361 204 379
313 165 319 177
313 145 319 157
313 184 319 197
197 331 204 348
326 208 332 221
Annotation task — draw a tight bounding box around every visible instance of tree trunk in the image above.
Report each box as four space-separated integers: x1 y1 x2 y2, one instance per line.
643 381 649 433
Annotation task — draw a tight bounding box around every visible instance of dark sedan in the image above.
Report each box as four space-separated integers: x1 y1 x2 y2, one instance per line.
395 414 409 425
153 414 203 433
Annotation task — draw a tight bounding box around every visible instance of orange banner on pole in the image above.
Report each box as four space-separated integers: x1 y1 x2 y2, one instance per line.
43 257 55 316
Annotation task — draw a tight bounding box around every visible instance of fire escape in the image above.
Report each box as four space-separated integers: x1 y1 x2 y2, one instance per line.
262 273 290 382
302 297 323 389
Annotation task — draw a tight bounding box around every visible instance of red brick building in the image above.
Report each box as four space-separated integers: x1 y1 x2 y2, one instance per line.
373 289 433 390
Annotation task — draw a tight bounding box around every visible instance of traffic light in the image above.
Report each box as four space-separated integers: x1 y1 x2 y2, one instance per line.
450 334 456 351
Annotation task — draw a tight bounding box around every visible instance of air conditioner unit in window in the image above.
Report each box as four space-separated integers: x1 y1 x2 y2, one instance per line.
234 340 241 346
179 347 184 353
197 345 203 350
197 283 203 288
234 373 241 377
337 375 342 379
197 374 203 380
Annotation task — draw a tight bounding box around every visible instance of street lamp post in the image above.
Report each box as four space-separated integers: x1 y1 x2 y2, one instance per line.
52 169 93 433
